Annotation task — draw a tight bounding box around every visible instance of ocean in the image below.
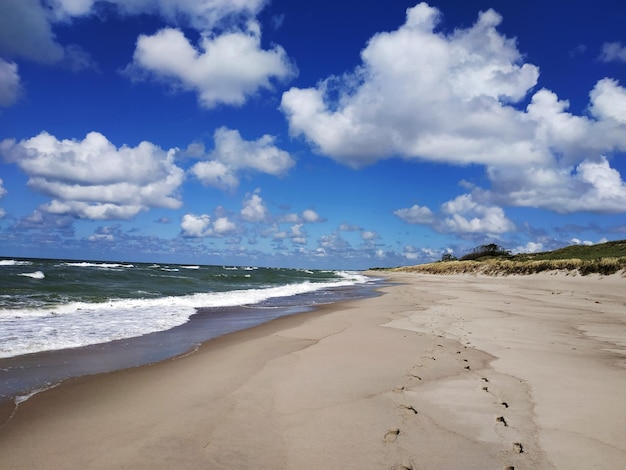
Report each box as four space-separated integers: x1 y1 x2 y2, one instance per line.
0 258 381 404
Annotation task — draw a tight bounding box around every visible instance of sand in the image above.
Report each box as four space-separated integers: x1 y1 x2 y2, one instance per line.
1 271 625 469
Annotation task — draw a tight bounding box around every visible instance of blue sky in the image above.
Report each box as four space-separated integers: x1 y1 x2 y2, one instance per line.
1 0 625 269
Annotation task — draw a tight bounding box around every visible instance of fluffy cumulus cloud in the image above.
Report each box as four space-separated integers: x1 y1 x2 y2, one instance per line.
360 230 379 241
240 193 268 222
439 194 515 234
393 204 434 225
278 209 324 225
395 193 515 236
1 131 184 220
588 78 626 125
281 3 541 167
180 213 237 238
302 209 321 223
191 127 294 190
128 21 295 108
281 2 626 217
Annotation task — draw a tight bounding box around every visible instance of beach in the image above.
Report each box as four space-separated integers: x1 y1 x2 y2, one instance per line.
1 271 625 469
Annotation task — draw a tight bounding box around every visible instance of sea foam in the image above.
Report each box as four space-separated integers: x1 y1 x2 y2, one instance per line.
0 274 369 359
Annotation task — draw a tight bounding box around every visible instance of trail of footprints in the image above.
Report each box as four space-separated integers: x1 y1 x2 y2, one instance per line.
386 338 527 470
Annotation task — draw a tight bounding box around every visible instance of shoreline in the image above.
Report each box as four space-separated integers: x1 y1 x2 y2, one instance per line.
0 278 382 406
1 272 625 469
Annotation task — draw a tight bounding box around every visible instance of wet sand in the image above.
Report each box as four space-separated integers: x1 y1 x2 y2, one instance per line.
1 272 624 469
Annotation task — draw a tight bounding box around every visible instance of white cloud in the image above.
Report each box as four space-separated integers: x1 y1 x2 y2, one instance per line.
302 209 321 223
393 204 434 225
588 78 626 124
191 127 294 190
0 59 21 107
395 194 515 235
361 230 378 241
281 3 540 168
318 232 350 252
127 22 295 108
290 223 306 245
86 225 121 242
512 242 543 254
213 216 236 234
278 209 324 225
180 212 237 238
487 156 626 214
599 42 626 63
181 213 212 237
241 193 268 222
439 194 515 234
1 131 184 220
281 2 626 217
271 222 308 245
191 160 239 191
400 245 439 262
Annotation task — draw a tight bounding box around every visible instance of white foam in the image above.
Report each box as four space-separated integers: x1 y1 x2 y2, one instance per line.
61 262 134 269
0 275 372 359
0 259 33 267
18 271 45 279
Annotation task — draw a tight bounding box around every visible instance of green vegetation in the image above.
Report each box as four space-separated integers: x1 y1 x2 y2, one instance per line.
459 243 511 261
385 240 626 276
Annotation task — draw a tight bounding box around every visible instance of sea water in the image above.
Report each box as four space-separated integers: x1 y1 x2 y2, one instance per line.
0 258 380 403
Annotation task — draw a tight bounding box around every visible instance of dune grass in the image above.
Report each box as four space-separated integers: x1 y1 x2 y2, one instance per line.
381 240 626 276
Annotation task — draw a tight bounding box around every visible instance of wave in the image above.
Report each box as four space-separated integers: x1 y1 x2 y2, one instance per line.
0 275 371 359
0 260 33 267
61 262 135 269
18 271 45 280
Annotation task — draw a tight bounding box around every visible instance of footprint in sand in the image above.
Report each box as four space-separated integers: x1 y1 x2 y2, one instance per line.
384 427 400 442
400 404 418 415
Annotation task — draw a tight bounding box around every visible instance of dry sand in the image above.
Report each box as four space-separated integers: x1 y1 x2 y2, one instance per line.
1 272 625 469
